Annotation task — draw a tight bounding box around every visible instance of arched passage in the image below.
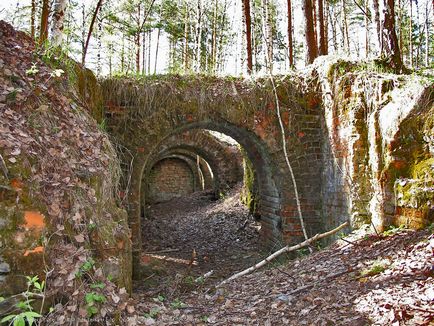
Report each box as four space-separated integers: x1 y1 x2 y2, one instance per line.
102 76 325 273
135 121 282 256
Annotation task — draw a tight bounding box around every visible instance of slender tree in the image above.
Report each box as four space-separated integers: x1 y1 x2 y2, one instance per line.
82 0 104 65
372 0 382 52
318 0 327 55
381 0 403 70
242 0 253 73
51 0 68 47
287 0 294 66
39 0 50 45
409 0 413 66
303 0 319 63
31 0 36 39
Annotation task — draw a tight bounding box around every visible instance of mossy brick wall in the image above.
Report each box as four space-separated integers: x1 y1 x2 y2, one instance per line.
148 158 195 203
317 57 434 233
101 75 324 260
101 64 433 269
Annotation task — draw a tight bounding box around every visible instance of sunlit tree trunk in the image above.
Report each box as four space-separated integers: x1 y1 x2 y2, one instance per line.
318 0 327 55
262 0 273 73
39 0 50 45
372 0 382 53
303 0 318 63
142 32 146 74
287 0 294 67
328 5 338 52
382 0 403 70
96 17 102 75
31 0 36 39
217 0 228 72
341 0 350 53
195 0 202 72
147 30 151 74
183 0 189 71
365 0 370 57
154 27 161 74
50 0 68 47
211 0 218 73
242 0 253 73
409 0 413 66
312 0 318 49
425 3 429 67
135 5 141 73
82 0 104 65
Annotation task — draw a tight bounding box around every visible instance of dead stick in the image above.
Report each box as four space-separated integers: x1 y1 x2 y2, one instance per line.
217 222 349 288
143 248 179 254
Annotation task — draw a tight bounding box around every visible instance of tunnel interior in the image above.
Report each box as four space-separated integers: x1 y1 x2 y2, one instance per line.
136 123 283 293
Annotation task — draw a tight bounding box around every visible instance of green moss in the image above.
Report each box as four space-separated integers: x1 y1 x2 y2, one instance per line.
240 149 257 215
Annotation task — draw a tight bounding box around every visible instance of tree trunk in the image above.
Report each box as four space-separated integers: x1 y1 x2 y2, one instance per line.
96 18 102 75
365 0 370 57
312 0 318 50
242 0 253 73
318 0 327 55
39 0 50 45
154 28 161 74
262 0 273 73
303 0 318 63
211 0 218 73
50 0 68 47
147 30 151 74
183 0 189 71
287 0 294 67
142 31 146 74
82 0 104 65
328 5 338 52
341 0 350 53
425 3 429 67
136 4 141 74
195 0 202 72
31 0 36 39
372 0 382 53
382 0 403 70
409 0 413 67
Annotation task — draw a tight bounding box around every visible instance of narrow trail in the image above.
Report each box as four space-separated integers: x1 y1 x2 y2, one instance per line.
135 185 264 297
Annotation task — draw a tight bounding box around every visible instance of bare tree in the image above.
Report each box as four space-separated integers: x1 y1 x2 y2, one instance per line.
381 0 403 70
82 0 104 65
287 0 294 66
242 0 253 73
318 0 327 55
50 0 68 47
39 0 50 45
303 0 319 63
31 0 36 39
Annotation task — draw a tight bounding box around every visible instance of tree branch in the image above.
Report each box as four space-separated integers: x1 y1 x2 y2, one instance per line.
217 222 349 288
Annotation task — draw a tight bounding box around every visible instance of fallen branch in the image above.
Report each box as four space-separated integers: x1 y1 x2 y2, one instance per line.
143 248 179 254
217 222 348 288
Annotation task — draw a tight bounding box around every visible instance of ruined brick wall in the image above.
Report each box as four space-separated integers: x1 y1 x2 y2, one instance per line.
101 67 432 267
317 58 434 232
148 158 195 203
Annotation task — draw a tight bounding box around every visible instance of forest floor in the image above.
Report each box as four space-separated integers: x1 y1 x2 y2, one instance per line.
127 187 434 326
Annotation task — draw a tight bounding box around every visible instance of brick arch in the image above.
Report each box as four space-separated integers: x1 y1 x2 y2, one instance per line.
151 129 243 189
155 150 215 191
140 121 283 239
147 157 196 203
142 151 215 208
102 77 324 271
147 143 237 196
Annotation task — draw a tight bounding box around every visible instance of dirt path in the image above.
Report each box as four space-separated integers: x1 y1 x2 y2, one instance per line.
135 185 264 297
129 206 433 325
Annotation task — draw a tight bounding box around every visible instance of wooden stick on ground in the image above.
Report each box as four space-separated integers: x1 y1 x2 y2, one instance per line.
217 222 349 288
